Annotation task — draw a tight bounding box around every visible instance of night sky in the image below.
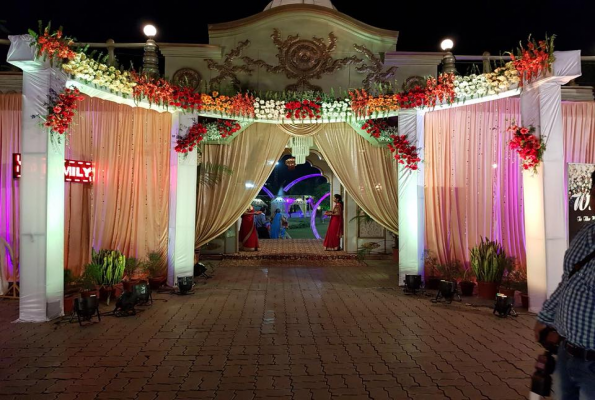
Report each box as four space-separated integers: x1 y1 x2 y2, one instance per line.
2 0 594 56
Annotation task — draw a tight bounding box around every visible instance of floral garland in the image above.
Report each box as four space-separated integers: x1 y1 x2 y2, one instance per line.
389 135 421 170
42 87 85 135
175 119 244 153
361 119 388 138
175 122 207 153
349 73 456 117
359 119 420 169
510 36 555 86
28 22 76 65
217 119 241 138
508 124 545 173
285 99 322 119
454 63 521 99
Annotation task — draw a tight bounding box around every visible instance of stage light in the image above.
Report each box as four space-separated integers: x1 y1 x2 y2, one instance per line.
74 296 101 326
431 280 461 304
143 25 157 38
404 275 422 294
493 293 517 317
177 276 194 295
132 282 152 305
440 39 454 51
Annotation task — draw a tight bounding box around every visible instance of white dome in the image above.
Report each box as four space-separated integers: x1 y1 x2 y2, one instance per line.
264 0 336 10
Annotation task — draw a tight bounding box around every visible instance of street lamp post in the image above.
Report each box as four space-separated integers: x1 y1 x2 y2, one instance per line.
440 38 457 74
142 24 159 78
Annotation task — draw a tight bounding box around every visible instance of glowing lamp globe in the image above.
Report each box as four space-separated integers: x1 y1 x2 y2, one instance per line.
441 39 454 51
143 25 157 38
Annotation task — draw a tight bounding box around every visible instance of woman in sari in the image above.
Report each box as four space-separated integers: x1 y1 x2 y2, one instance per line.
323 194 344 251
239 206 261 251
270 209 282 239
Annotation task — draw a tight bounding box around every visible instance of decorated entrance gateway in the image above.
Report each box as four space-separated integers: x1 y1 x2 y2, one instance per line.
2 0 584 321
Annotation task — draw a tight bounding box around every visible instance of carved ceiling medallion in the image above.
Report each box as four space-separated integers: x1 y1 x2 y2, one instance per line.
172 68 201 90
243 29 362 92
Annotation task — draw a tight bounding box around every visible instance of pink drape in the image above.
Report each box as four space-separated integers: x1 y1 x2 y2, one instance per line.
0 94 20 278
424 97 525 267
65 96 171 275
563 102 595 163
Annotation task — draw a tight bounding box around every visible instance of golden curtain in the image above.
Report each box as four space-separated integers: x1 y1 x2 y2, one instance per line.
66 96 171 274
195 124 289 248
0 93 21 287
314 123 399 234
424 97 524 266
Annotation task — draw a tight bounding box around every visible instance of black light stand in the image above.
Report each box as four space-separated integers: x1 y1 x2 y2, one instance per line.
404 274 423 295
74 296 101 326
176 276 195 295
493 293 517 317
432 280 461 304
194 262 211 279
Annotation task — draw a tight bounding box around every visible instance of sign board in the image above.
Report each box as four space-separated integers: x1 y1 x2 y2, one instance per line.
13 153 94 183
568 163 595 243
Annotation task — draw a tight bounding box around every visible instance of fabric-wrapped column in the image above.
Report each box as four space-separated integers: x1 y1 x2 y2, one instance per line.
521 50 581 313
397 110 425 284
7 34 66 321
167 113 197 287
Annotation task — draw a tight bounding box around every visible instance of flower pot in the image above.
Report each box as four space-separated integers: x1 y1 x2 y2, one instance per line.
392 248 399 263
477 281 499 300
99 286 116 305
149 277 165 290
425 276 441 290
64 294 77 315
498 287 516 298
521 294 529 309
459 281 475 296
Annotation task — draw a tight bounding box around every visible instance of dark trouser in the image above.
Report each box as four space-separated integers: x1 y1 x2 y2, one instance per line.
554 342 595 399
257 227 270 239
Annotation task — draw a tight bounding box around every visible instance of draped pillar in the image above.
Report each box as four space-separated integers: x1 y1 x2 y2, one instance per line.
195 124 289 248
314 123 399 234
8 35 66 321
521 50 581 312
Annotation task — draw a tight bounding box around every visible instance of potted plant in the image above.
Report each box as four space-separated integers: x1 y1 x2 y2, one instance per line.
143 250 166 290
122 256 142 292
499 266 518 298
80 263 102 298
470 237 511 300
63 269 79 315
435 259 462 282
459 268 475 297
424 250 441 290
92 248 126 305
508 265 528 308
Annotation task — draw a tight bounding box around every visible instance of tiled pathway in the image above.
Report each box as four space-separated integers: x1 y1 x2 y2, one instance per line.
0 262 539 399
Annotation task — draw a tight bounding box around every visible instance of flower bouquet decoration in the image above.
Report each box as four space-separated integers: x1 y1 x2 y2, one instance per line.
509 36 556 86
508 124 545 173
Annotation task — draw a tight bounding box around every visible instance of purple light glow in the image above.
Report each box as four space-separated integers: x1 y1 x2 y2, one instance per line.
311 192 330 240
260 186 275 199
283 174 323 192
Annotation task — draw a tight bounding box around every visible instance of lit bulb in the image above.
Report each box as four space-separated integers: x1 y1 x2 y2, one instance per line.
245 182 255 188
143 25 157 38
440 39 454 51
492 163 498 169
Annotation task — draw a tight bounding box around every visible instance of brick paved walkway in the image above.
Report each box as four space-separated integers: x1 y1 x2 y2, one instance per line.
0 262 539 400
